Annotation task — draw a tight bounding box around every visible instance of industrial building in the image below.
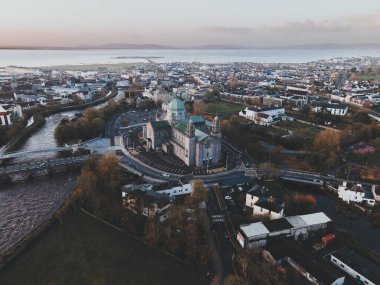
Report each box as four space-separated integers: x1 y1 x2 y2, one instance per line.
237 212 331 248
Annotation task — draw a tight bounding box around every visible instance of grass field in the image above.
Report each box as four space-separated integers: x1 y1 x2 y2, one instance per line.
277 120 322 140
0 211 208 285
201 101 243 115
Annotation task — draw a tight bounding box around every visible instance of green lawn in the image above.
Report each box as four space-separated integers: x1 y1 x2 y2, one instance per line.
0 212 208 285
201 101 243 115
277 120 322 139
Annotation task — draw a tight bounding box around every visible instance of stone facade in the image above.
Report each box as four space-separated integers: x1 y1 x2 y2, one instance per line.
144 98 222 167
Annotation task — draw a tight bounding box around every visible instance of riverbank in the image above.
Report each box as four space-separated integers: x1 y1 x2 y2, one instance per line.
2 89 118 154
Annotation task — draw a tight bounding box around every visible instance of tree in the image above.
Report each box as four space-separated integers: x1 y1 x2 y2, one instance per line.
144 216 160 246
186 180 207 208
193 102 203 115
313 129 341 169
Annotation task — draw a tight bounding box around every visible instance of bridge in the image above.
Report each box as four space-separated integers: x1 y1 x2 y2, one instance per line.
0 137 105 160
0 156 88 176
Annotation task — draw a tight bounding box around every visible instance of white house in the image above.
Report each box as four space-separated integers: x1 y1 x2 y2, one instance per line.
312 102 348 116
75 90 94 101
245 192 284 220
337 181 375 206
239 106 285 126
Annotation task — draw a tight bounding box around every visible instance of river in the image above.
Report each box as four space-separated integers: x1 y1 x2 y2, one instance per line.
13 111 77 163
285 185 380 254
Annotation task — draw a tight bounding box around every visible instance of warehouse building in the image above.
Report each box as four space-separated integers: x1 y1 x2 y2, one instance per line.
237 212 331 248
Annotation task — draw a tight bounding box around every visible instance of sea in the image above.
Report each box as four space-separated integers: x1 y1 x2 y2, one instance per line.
1 49 380 67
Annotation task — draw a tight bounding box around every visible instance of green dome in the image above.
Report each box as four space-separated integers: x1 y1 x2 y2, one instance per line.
169 98 185 111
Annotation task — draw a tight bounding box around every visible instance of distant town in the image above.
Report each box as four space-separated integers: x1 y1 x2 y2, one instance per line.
1 56 380 285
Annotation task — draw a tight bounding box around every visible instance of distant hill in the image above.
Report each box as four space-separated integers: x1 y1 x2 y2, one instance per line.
283 43 380 49
1 42 380 50
74 43 175 49
192 44 249 50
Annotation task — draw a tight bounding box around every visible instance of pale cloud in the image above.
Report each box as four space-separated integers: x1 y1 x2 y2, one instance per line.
194 10 380 47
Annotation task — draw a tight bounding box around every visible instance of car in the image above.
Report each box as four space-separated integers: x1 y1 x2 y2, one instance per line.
162 172 170 177
224 195 232 200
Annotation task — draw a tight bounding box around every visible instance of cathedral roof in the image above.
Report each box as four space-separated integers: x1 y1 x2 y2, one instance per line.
169 98 185 111
189 115 205 124
150 120 170 130
173 121 208 142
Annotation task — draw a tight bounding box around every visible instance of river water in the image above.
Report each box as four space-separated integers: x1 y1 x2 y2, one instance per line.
0 173 78 256
286 186 380 254
13 111 77 163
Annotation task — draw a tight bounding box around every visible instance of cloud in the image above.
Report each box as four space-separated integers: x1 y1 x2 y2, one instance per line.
193 10 380 46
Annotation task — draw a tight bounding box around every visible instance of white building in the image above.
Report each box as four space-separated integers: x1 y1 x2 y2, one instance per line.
330 249 378 285
157 183 193 199
337 181 375 207
237 212 331 248
245 192 284 220
312 102 348 116
239 106 285 126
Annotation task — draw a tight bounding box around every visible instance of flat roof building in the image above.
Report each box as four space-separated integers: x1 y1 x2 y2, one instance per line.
237 212 332 248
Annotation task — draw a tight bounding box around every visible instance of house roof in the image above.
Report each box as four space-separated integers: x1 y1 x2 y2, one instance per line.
255 198 284 213
262 218 293 232
299 212 331 226
240 222 270 238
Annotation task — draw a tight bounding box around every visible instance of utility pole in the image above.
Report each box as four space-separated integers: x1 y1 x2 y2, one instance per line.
225 155 228 171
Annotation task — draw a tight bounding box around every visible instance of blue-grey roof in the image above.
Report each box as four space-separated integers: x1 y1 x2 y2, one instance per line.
169 98 185 111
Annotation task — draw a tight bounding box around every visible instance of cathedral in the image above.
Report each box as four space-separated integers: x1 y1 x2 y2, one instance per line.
143 98 222 168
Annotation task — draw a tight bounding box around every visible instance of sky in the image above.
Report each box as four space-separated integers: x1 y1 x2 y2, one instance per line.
1 0 380 47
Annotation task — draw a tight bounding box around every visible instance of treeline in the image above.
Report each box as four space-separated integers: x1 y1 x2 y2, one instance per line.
55 154 123 222
225 249 303 285
56 155 211 270
54 99 119 146
140 181 211 267
222 114 380 171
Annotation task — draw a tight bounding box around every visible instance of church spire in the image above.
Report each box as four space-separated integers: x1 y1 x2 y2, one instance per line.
187 118 195 137
212 114 220 134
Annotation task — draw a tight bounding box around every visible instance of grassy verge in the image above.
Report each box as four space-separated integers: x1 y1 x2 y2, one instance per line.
0 211 207 285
